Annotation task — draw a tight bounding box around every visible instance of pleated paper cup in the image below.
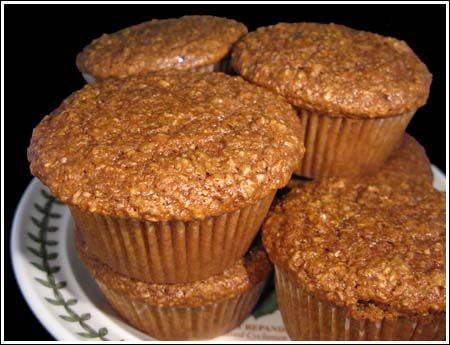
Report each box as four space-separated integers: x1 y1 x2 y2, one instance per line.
193 56 233 74
295 108 415 178
97 280 265 340
275 267 445 341
82 60 229 84
70 191 275 284
75 232 271 340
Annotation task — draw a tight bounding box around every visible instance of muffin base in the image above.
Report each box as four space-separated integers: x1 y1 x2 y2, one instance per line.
70 191 275 284
82 60 229 84
295 108 415 178
97 280 266 340
275 268 445 340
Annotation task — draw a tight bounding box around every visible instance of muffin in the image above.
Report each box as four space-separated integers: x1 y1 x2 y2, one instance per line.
362 133 433 188
283 133 431 192
262 143 445 340
232 23 432 178
28 71 304 284
77 15 247 83
75 230 272 340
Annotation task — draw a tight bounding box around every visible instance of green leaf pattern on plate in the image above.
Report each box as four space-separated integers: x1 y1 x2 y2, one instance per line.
27 189 109 341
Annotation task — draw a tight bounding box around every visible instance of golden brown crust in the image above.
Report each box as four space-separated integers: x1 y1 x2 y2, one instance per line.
263 136 444 320
232 23 432 118
28 72 304 221
76 230 272 307
77 16 247 80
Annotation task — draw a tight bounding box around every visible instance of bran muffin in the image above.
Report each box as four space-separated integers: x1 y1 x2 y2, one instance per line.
262 140 445 340
28 71 304 284
232 23 432 178
77 15 247 83
283 133 432 195
75 230 272 340
362 133 433 189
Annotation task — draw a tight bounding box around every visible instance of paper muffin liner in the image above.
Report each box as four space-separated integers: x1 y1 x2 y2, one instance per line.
275 267 445 340
96 280 265 340
70 191 275 284
82 59 230 84
295 108 415 178
191 61 222 73
81 73 97 84
193 57 233 74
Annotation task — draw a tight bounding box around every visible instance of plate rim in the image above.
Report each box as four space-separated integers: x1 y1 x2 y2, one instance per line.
10 166 447 341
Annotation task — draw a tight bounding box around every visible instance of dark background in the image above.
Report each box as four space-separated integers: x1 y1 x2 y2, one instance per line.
4 4 446 340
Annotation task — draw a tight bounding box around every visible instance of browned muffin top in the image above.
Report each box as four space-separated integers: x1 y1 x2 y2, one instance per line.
232 23 432 117
77 15 247 80
263 182 445 320
76 232 272 307
263 137 444 320
28 72 304 221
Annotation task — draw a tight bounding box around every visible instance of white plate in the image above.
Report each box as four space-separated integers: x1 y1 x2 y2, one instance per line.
11 167 446 341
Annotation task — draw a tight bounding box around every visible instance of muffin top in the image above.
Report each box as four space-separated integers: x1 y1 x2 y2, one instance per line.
232 23 432 117
76 232 272 307
263 139 444 320
77 15 247 80
28 72 304 221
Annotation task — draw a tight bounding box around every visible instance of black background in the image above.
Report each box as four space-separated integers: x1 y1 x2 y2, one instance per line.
4 4 446 340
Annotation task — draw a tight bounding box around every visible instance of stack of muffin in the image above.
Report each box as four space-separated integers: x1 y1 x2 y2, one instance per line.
28 16 305 340
27 16 445 340
232 23 445 340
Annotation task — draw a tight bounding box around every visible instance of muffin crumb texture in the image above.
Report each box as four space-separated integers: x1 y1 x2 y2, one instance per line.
232 22 432 117
263 136 445 320
28 72 304 221
77 15 247 79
